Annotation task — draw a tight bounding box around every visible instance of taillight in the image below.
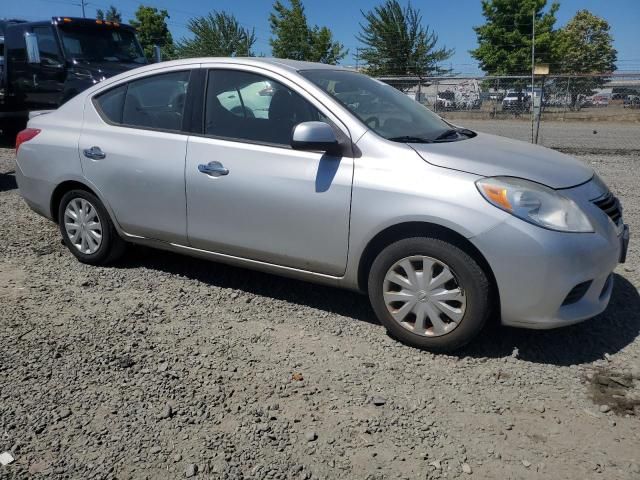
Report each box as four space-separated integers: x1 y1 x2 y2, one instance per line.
15 128 41 154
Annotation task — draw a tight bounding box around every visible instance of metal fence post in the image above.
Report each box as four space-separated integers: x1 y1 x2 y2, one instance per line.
563 76 571 119
534 76 545 144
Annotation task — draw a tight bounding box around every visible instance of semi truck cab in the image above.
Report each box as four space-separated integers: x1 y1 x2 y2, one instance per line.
1 17 147 136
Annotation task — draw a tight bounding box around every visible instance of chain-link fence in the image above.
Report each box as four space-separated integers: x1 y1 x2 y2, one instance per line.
377 73 640 154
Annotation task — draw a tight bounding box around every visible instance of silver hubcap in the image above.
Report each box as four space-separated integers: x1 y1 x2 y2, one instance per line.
64 198 102 255
383 255 466 337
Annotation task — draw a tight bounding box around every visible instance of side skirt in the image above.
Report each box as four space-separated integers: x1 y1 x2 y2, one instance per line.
120 232 360 291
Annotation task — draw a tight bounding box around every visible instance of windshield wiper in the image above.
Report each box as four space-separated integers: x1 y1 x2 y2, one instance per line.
456 127 475 138
388 135 432 143
432 128 460 142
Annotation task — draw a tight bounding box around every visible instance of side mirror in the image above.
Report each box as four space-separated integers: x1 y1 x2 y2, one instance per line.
25 32 41 65
291 121 340 155
153 45 162 63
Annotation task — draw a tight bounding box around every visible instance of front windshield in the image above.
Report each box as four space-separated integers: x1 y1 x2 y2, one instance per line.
300 69 452 142
58 25 145 64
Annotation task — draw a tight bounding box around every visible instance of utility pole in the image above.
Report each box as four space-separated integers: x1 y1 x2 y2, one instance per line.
530 8 535 143
75 0 89 18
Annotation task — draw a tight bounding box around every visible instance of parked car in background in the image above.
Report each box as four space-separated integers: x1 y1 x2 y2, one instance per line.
0 17 147 137
436 93 454 110
14 58 629 352
623 95 640 109
501 90 530 112
586 95 610 108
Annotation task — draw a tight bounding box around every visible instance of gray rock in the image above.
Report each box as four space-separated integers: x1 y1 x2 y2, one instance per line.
305 431 318 442
462 463 472 474
599 404 611 413
58 408 72 420
371 396 387 406
185 463 198 478
150 445 161 454
157 404 173 419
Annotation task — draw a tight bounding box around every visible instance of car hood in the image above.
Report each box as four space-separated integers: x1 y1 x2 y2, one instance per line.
410 132 594 189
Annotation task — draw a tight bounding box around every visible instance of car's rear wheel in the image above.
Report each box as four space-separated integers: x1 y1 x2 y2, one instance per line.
368 237 490 352
58 189 125 265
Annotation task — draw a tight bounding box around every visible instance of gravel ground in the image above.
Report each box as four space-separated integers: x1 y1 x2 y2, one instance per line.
1 129 639 479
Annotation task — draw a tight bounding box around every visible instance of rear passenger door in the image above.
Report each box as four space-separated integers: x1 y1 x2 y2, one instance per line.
184 68 354 276
79 68 194 243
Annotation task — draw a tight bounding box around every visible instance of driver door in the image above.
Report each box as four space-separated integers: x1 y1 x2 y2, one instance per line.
185 68 354 276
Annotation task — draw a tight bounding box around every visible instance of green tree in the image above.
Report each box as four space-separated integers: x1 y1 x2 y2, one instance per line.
269 0 347 64
96 5 122 22
177 12 256 58
130 6 175 60
471 0 559 76
356 0 453 77
556 10 617 108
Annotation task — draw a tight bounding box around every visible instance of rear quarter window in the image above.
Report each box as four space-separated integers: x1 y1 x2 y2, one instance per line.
94 84 126 124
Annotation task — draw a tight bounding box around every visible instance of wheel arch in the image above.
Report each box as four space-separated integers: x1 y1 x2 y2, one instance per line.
50 180 99 223
356 221 500 317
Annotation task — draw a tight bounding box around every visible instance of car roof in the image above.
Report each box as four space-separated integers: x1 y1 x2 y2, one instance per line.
125 57 348 76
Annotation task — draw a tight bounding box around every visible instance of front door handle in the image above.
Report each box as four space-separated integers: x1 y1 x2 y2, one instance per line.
198 161 229 177
83 146 106 160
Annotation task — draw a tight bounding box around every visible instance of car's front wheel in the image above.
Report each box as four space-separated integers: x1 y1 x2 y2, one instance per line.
368 237 490 352
58 189 125 265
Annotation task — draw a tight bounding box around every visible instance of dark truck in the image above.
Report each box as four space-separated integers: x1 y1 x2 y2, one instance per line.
1 17 147 137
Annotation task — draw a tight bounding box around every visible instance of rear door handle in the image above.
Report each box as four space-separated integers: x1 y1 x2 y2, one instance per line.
198 161 229 177
83 146 106 160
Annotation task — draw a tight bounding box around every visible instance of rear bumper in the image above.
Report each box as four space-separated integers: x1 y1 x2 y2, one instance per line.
471 216 625 330
15 161 55 220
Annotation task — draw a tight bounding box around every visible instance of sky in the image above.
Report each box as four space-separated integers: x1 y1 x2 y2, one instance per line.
5 0 640 74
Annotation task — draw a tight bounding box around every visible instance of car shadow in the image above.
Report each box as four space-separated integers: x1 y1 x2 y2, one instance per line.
118 248 640 366
0 171 17 192
0 132 18 192
118 246 379 325
0 132 15 148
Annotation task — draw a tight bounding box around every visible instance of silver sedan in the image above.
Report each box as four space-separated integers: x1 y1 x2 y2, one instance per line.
15 58 629 351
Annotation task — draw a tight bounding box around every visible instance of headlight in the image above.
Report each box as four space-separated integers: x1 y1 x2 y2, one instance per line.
476 176 593 232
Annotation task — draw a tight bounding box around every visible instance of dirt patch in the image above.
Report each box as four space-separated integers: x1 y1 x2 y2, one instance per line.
586 367 640 416
0 262 27 303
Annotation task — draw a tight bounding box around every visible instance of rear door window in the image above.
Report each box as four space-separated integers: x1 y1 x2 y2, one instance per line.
94 70 191 132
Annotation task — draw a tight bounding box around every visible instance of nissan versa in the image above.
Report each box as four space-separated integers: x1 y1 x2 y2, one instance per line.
14 58 630 351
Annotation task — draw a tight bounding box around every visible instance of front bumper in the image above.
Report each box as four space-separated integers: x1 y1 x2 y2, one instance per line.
471 213 627 330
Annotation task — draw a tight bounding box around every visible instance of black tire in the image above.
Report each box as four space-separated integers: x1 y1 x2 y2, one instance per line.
58 189 126 265
368 237 490 352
